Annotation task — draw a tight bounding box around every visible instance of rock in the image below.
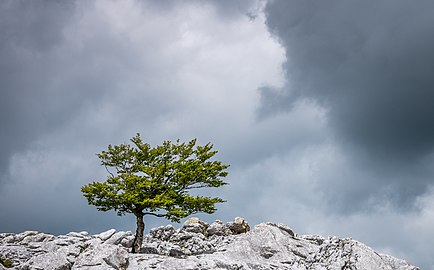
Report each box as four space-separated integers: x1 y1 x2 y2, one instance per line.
2 236 15 244
120 236 134 249
149 225 175 241
181 217 209 234
103 246 129 270
66 231 89 238
207 220 231 236
226 217 250 234
95 229 116 241
20 232 55 244
0 245 34 266
140 242 159 254
265 222 295 237
104 231 132 245
19 250 73 270
0 218 420 270
17 231 39 242
73 243 128 270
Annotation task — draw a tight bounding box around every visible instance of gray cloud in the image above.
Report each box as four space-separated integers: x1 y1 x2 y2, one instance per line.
0 0 285 233
0 0 179 186
0 0 264 187
261 0 434 206
1 1 432 268
146 0 260 18
0 0 75 181
263 0 434 158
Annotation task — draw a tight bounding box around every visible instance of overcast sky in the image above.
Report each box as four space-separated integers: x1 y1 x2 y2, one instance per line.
1 0 433 268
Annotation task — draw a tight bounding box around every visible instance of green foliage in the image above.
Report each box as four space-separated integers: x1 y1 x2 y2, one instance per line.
0 256 13 268
81 134 229 222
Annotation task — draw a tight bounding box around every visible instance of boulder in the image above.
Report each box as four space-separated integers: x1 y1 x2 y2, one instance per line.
19 250 73 270
226 217 250 234
0 245 33 266
66 232 89 239
95 229 116 241
149 225 175 241
72 243 128 270
104 231 133 245
207 220 231 236
180 217 209 234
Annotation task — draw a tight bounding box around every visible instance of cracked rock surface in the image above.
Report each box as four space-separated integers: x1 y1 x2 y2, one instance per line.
0 217 418 270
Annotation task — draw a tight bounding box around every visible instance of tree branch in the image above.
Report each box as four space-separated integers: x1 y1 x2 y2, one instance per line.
184 184 209 190
143 212 166 218
105 165 115 178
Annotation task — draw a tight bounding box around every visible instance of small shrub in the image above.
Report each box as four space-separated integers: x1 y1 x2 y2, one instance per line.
0 256 13 268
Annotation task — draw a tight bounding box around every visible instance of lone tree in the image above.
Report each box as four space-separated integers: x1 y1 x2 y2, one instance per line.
81 134 229 253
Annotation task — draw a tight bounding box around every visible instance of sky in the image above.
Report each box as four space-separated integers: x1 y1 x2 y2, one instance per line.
1 0 433 268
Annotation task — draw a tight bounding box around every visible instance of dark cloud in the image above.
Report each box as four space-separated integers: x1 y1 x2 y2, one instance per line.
0 0 76 184
146 0 260 18
0 0 170 187
0 1 431 268
261 0 434 205
0 0 284 234
263 0 434 159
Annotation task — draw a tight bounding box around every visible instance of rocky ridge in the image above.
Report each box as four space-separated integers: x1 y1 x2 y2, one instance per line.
0 217 418 270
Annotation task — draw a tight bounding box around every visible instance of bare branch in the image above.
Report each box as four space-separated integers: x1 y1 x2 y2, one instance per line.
105 165 115 178
143 212 166 218
184 184 209 190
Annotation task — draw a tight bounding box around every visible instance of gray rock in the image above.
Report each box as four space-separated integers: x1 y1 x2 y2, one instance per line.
119 236 134 249
72 243 128 270
2 235 15 244
140 242 159 254
0 218 420 270
136 222 417 269
181 217 209 234
266 222 294 237
103 246 129 270
226 217 250 234
66 231 89 238
20 233 55 244
0 245 34 266
18 250 72 270
95 229 116 241
15 231 39 243
207 220 231 236
104 231 132 245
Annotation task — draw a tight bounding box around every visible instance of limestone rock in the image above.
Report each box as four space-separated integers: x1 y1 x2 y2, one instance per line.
72 243 128 270
19 250 73 270
0 218 419 270
207 220 231 236
0 245 33 266
226 216 250 234
181 217 209 234
95 229 116 241
104 231 133 246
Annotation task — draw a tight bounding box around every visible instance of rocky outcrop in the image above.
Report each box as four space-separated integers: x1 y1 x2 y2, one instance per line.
0 217 418 270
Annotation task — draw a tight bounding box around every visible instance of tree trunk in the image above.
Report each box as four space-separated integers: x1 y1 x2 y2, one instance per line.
132 212 144 253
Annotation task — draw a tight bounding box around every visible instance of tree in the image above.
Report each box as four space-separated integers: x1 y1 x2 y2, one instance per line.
81 134 229 253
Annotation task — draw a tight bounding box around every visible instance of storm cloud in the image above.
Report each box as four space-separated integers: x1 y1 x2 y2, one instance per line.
261 0 434 208
0 0 75 182
0 0 286 232
0 1 433 269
